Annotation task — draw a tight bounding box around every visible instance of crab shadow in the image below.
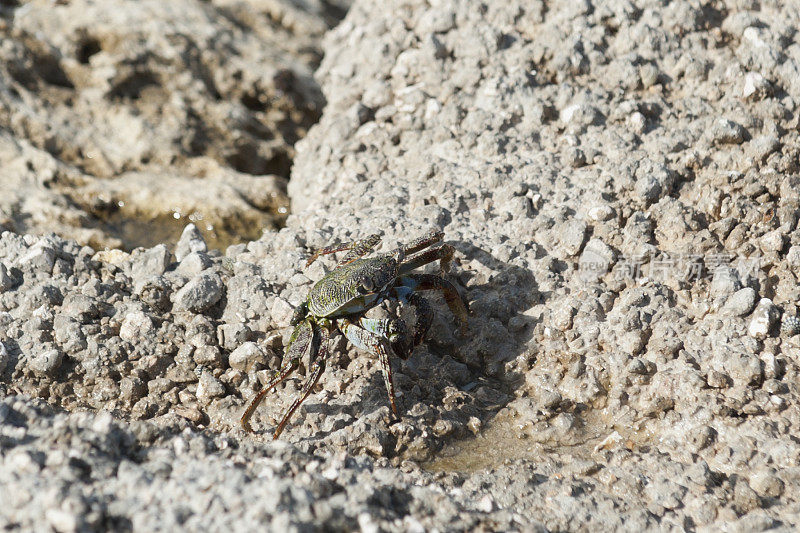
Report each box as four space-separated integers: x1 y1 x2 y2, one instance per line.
285 241 543 457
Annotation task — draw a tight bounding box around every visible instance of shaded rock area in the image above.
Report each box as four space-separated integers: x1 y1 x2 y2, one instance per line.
4 0 800 531
0 0 348 249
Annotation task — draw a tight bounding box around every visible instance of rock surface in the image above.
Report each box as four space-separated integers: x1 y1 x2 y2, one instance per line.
0 0 342 249
3 0 800 531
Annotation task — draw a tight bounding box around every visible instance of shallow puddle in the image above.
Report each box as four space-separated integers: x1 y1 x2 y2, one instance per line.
95 208 276 252
425 409 656 474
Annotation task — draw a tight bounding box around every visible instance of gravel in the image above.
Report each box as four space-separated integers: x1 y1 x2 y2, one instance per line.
2 0 800 531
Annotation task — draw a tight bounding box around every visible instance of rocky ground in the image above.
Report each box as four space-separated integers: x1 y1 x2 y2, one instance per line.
3 0 800 531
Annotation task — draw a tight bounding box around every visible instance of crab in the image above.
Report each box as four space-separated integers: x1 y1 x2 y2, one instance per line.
240 230 469 438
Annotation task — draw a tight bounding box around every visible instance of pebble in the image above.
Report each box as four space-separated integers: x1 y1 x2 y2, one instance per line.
119 311 155 342
0 262 13 292
711 119 746 144
748 299 778 339
721 288 757 317
229 342 265 372
174 271 224 312
175 224 208 262
196 371 226 403
28 348 63 377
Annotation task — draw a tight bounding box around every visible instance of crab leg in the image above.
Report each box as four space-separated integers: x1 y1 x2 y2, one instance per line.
240 319 317 433
272 329 329 439
399 243 455 275
397 274 469 332
240 358 300 433
305 234 382 267
401 230 444 255
338 318 401 417
356 316 413 359
393 291 434 346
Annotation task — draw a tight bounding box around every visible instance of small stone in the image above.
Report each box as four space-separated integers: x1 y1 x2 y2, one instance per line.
174 271 224 312
17 243 56 273
558 220 587 257
639 64 659 87
707 370 730 388
628 111 646 134
732 479 760 513
742 72 770 100
176 223 207 262
0 263 13 291
120 376 147 402
634 163 674 204
46 508 79 533
786 245 800 269
780 314 800 336
587 205 614 221
749 469 784 498
131 244 171 282
711 119 746 144
176 251 212 276
193 345 223 367
0 341 9 373
721 287 757 316
218 323 252 351
271 297 296 326
759 230 784 253
476 495 494 513
726 352 763 386
560 103 600 130
119 311 155 341
29 348 63 376
229 341 265 372
709 266 741 299
196 371 226 403
748 298 779 339
579 238 615 282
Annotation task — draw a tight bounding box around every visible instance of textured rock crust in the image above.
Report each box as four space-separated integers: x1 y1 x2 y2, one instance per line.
4 0 800 531
0 0 344 248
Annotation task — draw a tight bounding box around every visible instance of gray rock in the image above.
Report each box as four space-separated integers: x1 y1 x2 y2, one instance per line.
711 119 746 144
0 341 9 373
196 371 226 403
0 263 13 292
229 342 265 372
579 238 615 282
175 251 212 277
119 311 155 342
130 244 171 282
748 299 779 339
722 288 758 317
175 224 208 262
173 271 224 312
28 348 63 377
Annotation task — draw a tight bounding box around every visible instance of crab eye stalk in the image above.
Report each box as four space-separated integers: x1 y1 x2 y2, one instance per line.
358 278 375 294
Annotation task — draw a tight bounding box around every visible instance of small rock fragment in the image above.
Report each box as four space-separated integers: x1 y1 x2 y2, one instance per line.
174 271 224 312
759 230 784 253
749 469 784 498
579 238 615 282
721 287 757 316
748 299 778 339
0 263 13 292
131 244 171 281
0 341 9 373
119 311 155 341
29 348 63 376
711 119 746 144
176 224 208 262
229 341 265 372
196 371 226 403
